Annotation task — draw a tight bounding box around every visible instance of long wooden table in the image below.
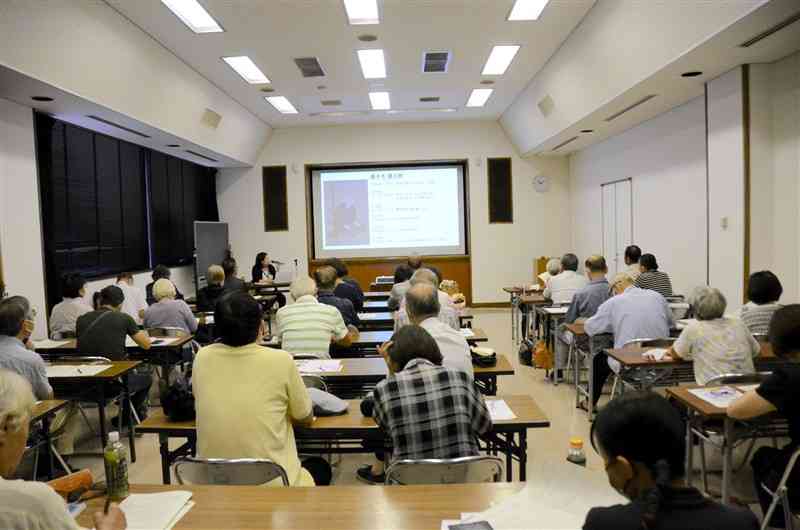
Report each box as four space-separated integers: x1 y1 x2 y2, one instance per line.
137 395 548 485
356 311 394 330
77 483 523 530
364 291 390 301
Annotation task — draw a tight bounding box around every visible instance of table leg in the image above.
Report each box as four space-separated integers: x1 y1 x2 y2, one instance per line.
504 433 513 482
97 386 108 449
124 373 136 463
511 294 517 343
41 414 55 479
722 418 734 504
159 433 171 485
685 410 694 488
519 430 528 481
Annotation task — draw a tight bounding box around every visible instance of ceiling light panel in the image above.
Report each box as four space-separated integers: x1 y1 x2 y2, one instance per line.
369 91 391 110
222 56 270 84
344 0 379 25
357 49 386 79
266 96 299 114
466 89 493 107
481 45 520 76
161 0 223 33
508 0 550 21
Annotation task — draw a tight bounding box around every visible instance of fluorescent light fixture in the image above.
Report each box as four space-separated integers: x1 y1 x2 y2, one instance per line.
508 0 550 21
466 88 493 107
265 96 299 114
222 56 270 84
369 91 391 110
357 49 387 79
161 0 223 33
344 0 379 25
481 45 520 75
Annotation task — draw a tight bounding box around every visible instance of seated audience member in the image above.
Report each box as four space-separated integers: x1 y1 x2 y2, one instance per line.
221 257 247 295
276 276 358 358
405 283 472 377
49 273 91 339
740 270 783 335
314 266 359 327
116 272 147 325
624 245 642 281
554 255 610 377
394 268 458 330
585 273 674 407
543 253 588 304
77 286 152 421
407 254 423 271
357 324 491 483
387 264 414 312
585 391 758 530
0 369 127 530
539 258 562 288
251 252 286 308
143 279 198 335
196 265 226 312
193 293 316 486
634 254 673 298
729 305 800 528
668 287 759 385
146 265 184 305
326 258 364 313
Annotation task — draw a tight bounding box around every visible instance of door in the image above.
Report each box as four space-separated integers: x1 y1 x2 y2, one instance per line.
601 179 633 278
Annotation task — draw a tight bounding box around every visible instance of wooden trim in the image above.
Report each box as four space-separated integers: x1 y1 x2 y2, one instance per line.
742 64 751 304
309 254 470 266
304 164 315 262
472 302 509 309
262 166 289 232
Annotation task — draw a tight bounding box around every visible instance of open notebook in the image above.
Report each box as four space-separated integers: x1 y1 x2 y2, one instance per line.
120 491 194 530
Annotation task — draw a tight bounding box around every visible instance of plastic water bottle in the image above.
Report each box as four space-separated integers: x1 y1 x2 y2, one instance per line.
566 437 587 467
104 431 129 501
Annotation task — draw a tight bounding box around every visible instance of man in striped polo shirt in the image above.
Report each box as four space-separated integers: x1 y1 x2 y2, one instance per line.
276 276 359 358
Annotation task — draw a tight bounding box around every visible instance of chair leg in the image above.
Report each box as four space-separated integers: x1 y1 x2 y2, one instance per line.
77 404 99 437
699 438 709 495
610 375 619 400
31 446 40 480
735 438 757 473
51 444 72 475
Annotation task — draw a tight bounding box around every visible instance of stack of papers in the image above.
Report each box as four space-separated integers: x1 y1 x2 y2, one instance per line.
688 386 743 408
33 339 70 349
460 328 475 337
543 306 569 315
296 359 343 373
642 348 669 361
485 399 516 421
120 491 194 530
46 365 108 378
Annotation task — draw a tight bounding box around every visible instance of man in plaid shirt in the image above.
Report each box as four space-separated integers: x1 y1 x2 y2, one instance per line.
357 324 492 483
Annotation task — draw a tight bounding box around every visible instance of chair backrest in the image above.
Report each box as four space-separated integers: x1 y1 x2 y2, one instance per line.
705 372 772 387
624 338 675 349
753 332 769 343
148 327 188 338
42 355 112 365
301 374 328 392
173 457 289 486
385 456 503 485
293 353 326 360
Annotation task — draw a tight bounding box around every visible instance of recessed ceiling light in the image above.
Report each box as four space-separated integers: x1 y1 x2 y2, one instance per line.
481 45 520 76
466 88 493 107
681 71 703 78
344 0 379 25
358 34 378 42
480 80 495 85
508 0 550 21
161 0 223 33
580 129 594 134
369 91 391 110
357 49 386 79
222 56 270 84
31 96 54 102
166 144 181 147
265 96 299 114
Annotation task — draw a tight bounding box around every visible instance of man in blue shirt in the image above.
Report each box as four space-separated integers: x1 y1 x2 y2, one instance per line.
314 266 360 327
585 272 674 407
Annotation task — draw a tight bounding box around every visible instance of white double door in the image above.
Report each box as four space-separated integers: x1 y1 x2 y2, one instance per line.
601 179 633 278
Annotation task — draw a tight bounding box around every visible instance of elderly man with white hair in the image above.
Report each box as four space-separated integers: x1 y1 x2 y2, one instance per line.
276 276 359 358
584 272 674 407
143 278 198 334
666 286 760 385
394 268 458 331
0 369 127 529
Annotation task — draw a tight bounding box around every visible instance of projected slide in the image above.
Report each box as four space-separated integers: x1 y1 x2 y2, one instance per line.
320 167 461 251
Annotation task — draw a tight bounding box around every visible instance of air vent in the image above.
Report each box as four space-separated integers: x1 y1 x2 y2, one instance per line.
422 51 450 73
740 11 800 47
551 136 579 151
321 100 342 106
419 97 440 103
294 57 325 77
86 115 150 138
186 150 218 163
604 95 657 122
537 95 554 117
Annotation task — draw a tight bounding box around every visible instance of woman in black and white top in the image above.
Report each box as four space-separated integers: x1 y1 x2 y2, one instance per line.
634 254 673 298
739 270 782 335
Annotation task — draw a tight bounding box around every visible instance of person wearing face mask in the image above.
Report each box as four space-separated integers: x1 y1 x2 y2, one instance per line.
585 391 758 530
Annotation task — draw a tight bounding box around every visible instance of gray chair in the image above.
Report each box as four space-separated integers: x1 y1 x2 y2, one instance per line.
385 456 504 485
761 446 800 530
705 372 772 387
173 456 289 486
301 374 328 392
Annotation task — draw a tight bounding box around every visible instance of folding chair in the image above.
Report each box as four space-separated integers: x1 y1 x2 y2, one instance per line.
385 456 504 485
173 456 289 486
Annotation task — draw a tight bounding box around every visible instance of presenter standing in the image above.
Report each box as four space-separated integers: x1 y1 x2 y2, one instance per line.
252 252 286 307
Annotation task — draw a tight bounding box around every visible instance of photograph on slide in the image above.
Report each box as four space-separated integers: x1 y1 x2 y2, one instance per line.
323 179 370 246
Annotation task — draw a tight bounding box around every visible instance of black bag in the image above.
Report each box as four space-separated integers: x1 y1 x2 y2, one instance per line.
471 347 497 368
518 338 535 367
161 376 196 422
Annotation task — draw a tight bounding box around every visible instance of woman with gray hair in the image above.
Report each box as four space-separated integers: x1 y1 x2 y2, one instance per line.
667 286 760 385
0 369 127 529
143 278 197 335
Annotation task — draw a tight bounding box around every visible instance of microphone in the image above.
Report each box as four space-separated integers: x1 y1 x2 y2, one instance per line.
271 260 285 266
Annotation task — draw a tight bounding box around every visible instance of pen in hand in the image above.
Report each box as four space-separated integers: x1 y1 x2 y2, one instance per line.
104 496 111 515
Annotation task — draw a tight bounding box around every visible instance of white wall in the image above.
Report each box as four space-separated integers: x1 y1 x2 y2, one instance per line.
0 0 270 166
569 96 708 297
217 120 571 304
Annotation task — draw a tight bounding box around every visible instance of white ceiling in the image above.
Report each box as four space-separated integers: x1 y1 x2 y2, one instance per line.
105 0 594 128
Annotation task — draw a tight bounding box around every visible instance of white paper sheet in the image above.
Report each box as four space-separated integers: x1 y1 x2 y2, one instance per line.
486 399 516 421
460 328 475 337
46 365 108 378
688 386 743 409
126 336 180 347
33 339 70 349
543 306 569 315
295 360 343 373
195 315 214 325
642 348 669 361
120 491 193 530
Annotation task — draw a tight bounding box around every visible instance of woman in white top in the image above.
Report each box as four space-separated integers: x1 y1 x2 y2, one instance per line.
49 273 92 339
668 286 760 385
0 369 126 529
